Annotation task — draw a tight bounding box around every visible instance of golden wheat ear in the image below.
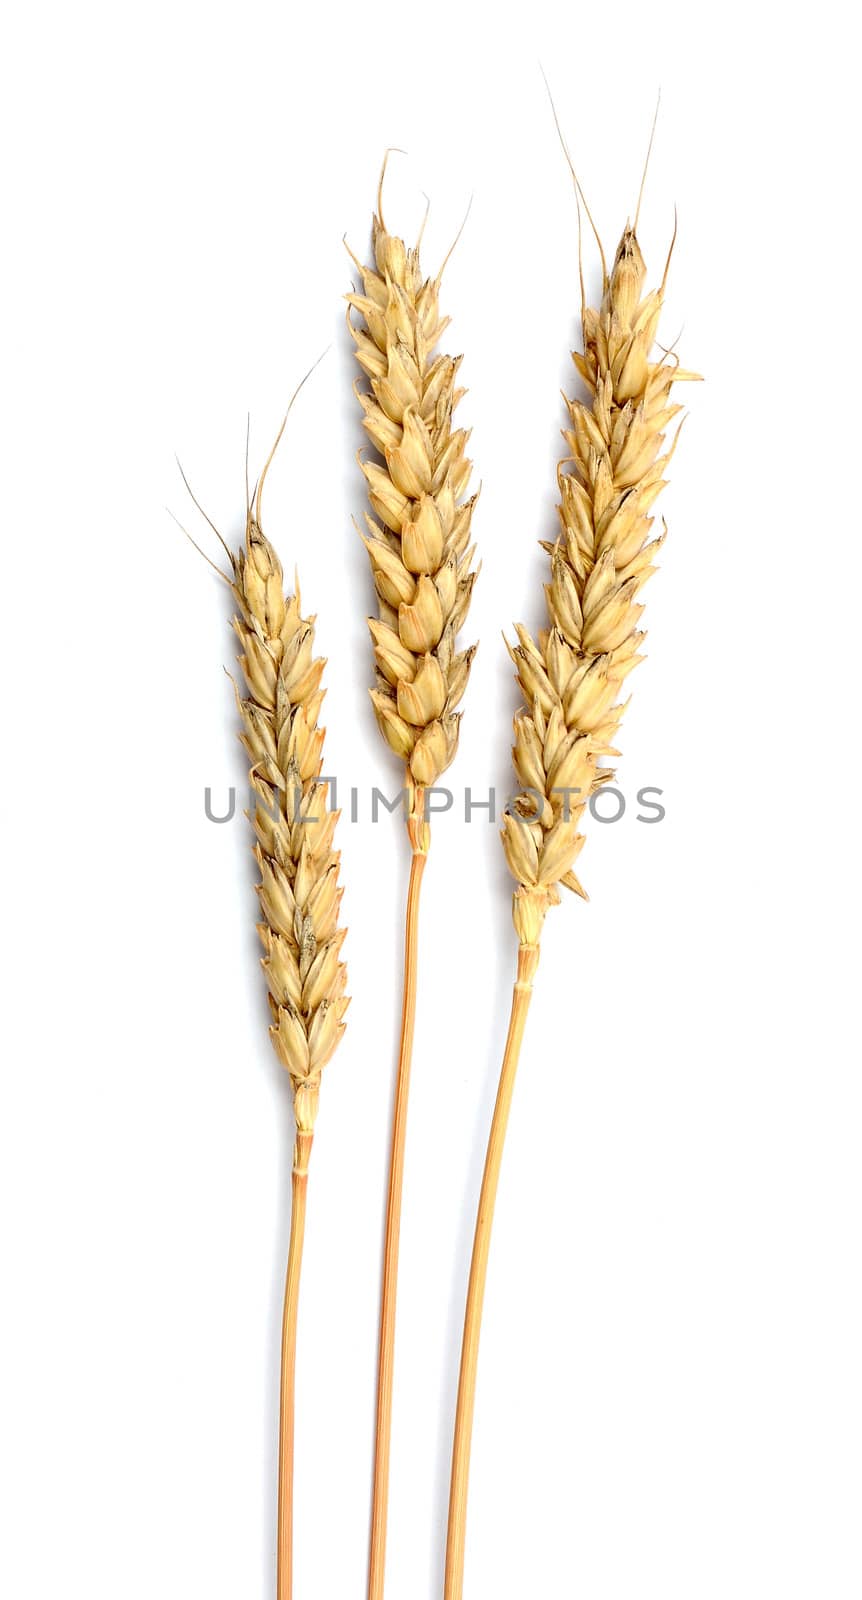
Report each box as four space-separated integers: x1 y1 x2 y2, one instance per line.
183 415 348 1600
346 152 479 1600
232 454 348 1600
444 196 699 1599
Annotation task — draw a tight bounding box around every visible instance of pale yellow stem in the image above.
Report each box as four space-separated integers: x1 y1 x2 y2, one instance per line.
277 1127 313 1600
367 829 429 1600
444 941 539 1600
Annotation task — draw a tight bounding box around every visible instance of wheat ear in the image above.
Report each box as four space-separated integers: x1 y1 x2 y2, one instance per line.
347 163 477 1600
444 218 698 1599
227 456 348 1600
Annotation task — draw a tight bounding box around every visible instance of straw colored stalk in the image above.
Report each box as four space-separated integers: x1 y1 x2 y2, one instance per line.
347 165 478 1600
444 218 698 1599
221 449 348 1600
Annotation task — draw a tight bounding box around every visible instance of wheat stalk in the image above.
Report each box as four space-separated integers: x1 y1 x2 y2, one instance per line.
347 156 478 1600
234 476 348 1600
444 204 698 1597
190 425 348 1600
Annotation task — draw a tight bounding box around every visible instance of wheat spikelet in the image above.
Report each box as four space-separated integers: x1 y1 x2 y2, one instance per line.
347 179 478 833
229 490 348 1143
502 220 699 950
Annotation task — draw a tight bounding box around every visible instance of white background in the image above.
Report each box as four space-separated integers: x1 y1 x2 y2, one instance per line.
1 2 860 1597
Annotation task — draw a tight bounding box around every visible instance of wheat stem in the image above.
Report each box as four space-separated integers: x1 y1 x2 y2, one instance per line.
185 424 349 1600
193 443 349 1600
446 169 697 1591
349 171 478 1596
277 1129 313 1600
444 943 538 1600
368 830 428 1600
